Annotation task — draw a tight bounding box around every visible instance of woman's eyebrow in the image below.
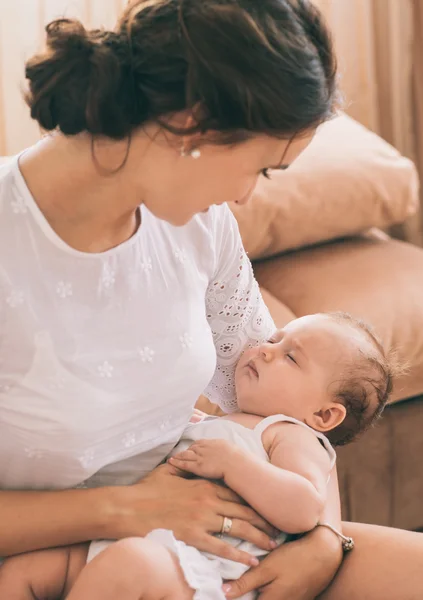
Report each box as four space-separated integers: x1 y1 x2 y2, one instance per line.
267 163 290 171
275 133 296 169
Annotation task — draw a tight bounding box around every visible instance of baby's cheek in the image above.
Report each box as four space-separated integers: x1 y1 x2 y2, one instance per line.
240 346 256 362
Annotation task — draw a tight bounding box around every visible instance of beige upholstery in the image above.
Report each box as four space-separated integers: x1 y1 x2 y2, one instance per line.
232 115 419 260
336 398 423 529
254 235 423 404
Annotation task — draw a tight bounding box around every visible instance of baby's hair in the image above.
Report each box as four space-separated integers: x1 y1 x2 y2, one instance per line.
325 312 401 447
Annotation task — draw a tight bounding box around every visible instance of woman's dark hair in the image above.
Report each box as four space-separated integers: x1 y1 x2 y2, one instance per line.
25 0 338 143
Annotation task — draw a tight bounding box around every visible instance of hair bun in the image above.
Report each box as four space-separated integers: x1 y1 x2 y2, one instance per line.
25 18 138 138
45 18 93 55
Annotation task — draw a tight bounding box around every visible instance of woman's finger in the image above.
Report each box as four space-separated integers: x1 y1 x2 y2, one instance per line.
222 563 274 599
220 518 276 551
217 501 278 538
198 535 260 568
215 486 245 504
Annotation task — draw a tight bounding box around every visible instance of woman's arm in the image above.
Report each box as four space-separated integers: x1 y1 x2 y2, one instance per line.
0 465 274 563
203 205 276 413
0 487 115 556
225 468 343 600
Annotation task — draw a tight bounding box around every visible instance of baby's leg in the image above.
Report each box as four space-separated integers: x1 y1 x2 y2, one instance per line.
0 544 88 599
67 537 194 600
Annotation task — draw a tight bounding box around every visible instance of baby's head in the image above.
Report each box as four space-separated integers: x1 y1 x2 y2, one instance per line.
235 313 395 446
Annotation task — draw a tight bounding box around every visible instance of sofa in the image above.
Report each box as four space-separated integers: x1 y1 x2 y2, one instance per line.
198 114 423 531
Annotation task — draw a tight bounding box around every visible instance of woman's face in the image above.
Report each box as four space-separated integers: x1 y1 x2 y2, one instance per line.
136 129 315 226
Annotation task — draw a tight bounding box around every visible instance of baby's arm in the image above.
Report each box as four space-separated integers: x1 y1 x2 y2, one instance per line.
170 424 331 534
242 423 331 533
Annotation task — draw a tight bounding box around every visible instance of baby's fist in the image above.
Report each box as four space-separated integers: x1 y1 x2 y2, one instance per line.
169 439 236 480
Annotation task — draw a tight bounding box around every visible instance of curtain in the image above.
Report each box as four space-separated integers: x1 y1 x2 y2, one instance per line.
0 0 124 155
0 0 422 244
411 0 423 245
314 0 423 245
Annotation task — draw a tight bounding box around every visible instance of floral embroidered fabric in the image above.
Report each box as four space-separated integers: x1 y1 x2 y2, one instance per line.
0 156 275 490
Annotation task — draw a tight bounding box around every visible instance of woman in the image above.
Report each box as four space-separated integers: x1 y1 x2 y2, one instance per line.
0 0 422 598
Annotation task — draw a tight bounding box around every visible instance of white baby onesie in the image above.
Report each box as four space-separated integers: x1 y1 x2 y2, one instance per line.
89 415 336 600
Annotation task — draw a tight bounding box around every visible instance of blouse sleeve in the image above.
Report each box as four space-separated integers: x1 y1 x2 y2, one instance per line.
203 205 275 412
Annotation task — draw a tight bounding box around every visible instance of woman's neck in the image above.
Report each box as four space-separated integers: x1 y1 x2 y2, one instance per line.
18 133 145 253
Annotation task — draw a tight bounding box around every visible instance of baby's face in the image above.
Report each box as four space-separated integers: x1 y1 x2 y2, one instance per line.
235 314 373 423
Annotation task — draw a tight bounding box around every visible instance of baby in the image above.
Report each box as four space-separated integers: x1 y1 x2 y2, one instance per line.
0 312 395 600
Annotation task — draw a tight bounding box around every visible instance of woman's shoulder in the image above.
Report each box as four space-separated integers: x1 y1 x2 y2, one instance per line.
0 156 13 172
188 204 241 260
0 156 25 221
0 156 16 198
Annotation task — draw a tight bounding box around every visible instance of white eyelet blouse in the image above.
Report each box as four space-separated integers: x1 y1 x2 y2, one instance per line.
0 157 274 491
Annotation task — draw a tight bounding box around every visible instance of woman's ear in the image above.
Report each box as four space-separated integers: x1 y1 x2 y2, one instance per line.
180 105 206 151
306 402 347 433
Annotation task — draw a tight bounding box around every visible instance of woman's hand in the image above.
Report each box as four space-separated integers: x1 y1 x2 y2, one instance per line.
223 526 343 599
108 462 278 567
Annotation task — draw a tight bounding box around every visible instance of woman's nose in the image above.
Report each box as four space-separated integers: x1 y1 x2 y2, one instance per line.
235 193 251 206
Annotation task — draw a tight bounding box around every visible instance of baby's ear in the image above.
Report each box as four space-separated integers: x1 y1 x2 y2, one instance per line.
307 403 347 433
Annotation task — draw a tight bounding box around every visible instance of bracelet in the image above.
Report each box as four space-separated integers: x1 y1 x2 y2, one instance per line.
317 522 355 552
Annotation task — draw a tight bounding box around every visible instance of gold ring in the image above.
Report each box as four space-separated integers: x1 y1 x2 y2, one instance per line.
220 517 233 535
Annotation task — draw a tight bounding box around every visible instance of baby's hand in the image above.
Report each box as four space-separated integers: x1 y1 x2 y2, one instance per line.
169 439 237 480
189 408 207 424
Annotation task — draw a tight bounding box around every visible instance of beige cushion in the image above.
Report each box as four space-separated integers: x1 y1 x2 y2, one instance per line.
232 115 419 260
254 235 423 404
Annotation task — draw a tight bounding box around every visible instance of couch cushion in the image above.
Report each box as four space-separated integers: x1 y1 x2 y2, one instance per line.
232 114 419 260
254 236 423 403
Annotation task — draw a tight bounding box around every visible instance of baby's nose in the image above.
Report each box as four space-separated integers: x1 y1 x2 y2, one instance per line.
259 343 275 361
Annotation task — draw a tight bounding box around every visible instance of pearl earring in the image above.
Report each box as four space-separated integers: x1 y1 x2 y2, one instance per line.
190 149 201 159
181 146 201 159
